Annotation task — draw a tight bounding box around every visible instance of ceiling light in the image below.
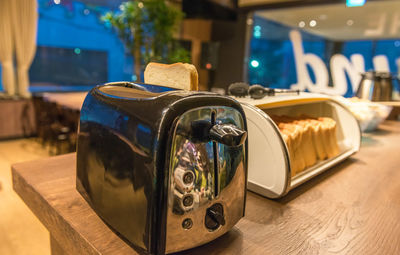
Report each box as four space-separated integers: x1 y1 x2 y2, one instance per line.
309 20 317 27
250 60 259 68
298 21 305 28
54 0 60 4
254 31 261 38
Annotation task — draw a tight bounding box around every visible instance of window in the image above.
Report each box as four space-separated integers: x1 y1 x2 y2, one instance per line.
0 0 131 92
248 2 400 97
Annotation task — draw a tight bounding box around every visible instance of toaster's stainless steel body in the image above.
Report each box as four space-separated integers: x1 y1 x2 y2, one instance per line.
76 82 248 255
166 107 246 253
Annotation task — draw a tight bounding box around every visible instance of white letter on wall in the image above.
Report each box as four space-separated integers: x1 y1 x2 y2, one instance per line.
330 54 365 94
373 55 390 72
290 30 329 93
397 57 400 75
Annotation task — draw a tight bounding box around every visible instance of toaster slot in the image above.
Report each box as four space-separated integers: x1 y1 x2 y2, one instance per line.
211 111 219 198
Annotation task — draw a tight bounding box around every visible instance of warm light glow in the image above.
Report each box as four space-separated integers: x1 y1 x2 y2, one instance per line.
298 21 305 28
250 60 259 68
319 14 327 20
206 63 212 69
309 20 317 27
346 20 354 26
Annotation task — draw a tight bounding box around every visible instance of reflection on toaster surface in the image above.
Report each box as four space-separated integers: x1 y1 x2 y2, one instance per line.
172 139 213 214
165 106 246 253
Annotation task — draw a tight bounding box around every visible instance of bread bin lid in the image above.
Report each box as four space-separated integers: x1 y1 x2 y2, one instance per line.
242 103 290 198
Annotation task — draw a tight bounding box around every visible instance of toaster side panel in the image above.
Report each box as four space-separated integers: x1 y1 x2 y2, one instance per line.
76 92 161 253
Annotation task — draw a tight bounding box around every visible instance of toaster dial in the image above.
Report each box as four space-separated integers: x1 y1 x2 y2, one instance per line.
182 218 193 230
205 203 225 231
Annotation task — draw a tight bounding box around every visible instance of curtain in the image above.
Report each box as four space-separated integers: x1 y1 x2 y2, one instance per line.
11 0 38 98
0 1 16 96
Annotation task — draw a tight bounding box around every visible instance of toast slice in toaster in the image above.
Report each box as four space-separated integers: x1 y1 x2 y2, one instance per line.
144 62 199 91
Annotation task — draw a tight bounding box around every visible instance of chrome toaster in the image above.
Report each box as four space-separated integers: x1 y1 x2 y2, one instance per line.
76 82 248 254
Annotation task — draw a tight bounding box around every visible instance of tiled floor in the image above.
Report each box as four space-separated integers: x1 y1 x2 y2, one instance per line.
0 138 50 255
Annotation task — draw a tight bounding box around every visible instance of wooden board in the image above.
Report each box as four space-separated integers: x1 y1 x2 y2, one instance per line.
378 101 400 120
0 99 36 139
12 121 400 254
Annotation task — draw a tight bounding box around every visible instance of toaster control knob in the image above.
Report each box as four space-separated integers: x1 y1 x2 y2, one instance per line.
209 124 247 147
182 194 194 207
182 218 193 229
183 171 194 184
205 203 225 231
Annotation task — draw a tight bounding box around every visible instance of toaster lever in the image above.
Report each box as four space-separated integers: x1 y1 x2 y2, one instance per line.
205 203 225 231
208 208 225 226
209 124 247 147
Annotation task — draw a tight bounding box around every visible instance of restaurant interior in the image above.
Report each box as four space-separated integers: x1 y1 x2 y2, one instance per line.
0 0 399 254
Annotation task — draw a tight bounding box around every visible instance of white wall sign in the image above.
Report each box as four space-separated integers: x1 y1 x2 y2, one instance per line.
289 30 395 96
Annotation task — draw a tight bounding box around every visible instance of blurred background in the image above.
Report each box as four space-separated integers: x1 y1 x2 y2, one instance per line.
0 0 399 254
0 0 399 95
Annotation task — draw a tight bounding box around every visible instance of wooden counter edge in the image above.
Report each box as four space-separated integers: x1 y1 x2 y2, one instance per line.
12 154 100 255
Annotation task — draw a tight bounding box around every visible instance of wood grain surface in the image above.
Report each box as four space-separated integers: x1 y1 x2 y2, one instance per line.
0 99 36 139
42 92 87 111
12 121 400 255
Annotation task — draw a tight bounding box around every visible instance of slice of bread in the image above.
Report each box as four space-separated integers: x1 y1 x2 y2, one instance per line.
272 115 340 177
144 62 199 91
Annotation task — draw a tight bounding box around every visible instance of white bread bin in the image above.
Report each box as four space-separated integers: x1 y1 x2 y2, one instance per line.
234 93 361 198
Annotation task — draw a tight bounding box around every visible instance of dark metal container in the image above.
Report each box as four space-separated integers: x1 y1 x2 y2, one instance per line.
76 82 248 255
356 71 394 101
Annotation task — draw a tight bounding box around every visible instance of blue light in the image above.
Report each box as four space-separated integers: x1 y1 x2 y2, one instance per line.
250 60 259 68
131 75 137 81
74 48 81 54
346 0 366 7
253 25 262 38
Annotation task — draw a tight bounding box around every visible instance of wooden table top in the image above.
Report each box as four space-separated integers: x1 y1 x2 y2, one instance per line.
12 121 400 255
42 92 87 110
